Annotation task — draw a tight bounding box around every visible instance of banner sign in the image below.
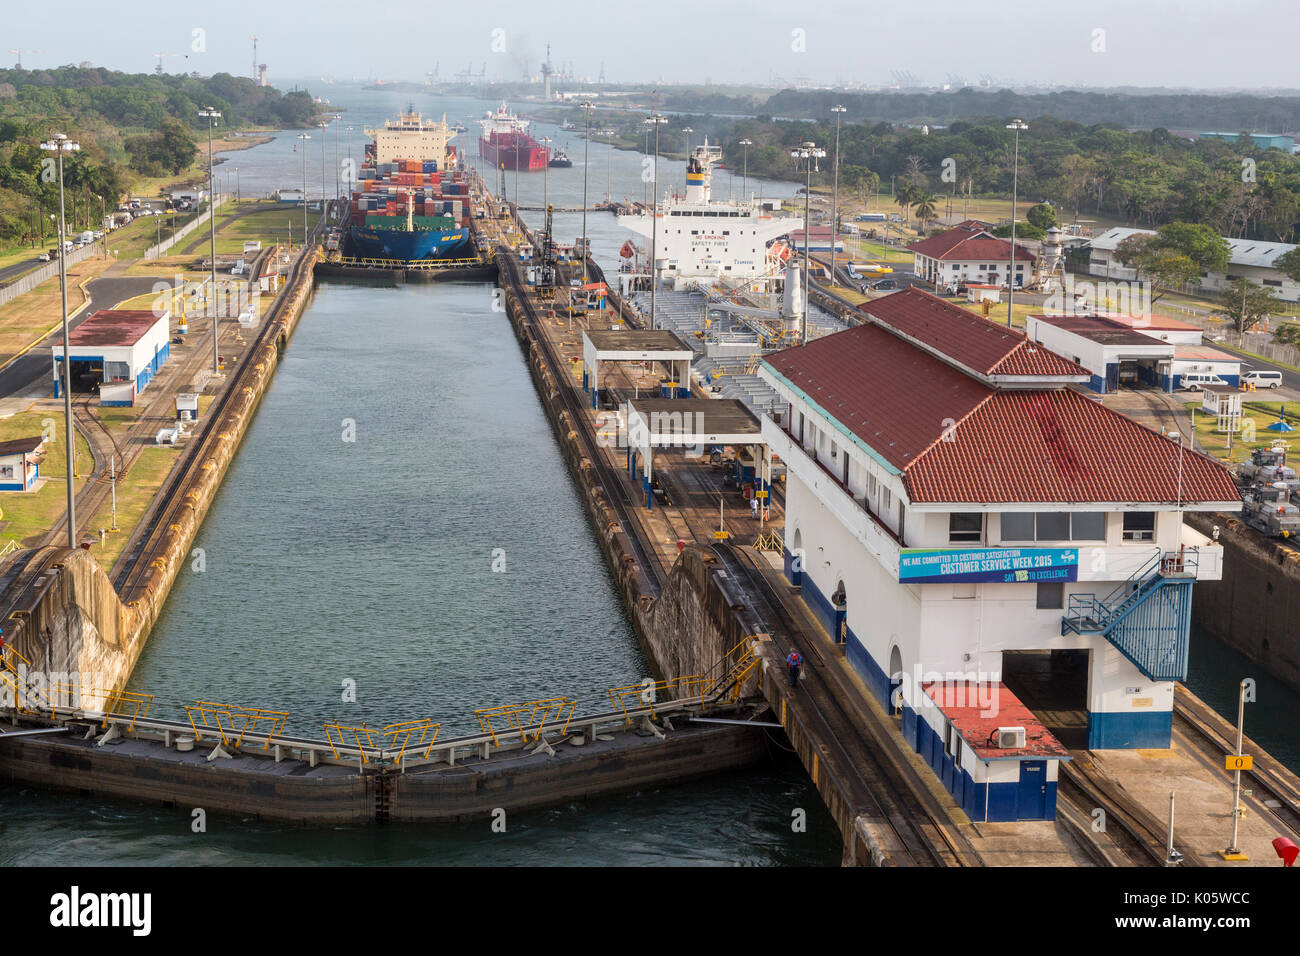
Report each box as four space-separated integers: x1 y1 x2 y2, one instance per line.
899 547 1079 584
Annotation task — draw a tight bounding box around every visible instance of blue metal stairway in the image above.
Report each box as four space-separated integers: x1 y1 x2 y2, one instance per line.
1061 552 1197 681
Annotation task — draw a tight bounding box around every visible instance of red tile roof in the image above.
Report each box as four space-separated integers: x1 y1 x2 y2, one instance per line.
57 310 165 348
923 682 1069 760
907 225 1036 263
905 388 1241 504
862 288 1089 380
766 322 988 471
763 312 1242 505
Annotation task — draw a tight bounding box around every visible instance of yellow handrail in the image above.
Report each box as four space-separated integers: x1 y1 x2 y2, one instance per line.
185 701 289 750
382 718 441 764
474 697 577 746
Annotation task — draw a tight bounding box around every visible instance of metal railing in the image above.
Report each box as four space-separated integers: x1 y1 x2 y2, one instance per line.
1 638 766 773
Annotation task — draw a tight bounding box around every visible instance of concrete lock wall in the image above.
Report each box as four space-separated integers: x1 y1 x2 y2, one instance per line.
1186 512 1300 694
2 247 321 707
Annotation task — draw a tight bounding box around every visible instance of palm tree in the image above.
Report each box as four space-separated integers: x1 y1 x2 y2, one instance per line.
894 181 919 222
912 191 938 234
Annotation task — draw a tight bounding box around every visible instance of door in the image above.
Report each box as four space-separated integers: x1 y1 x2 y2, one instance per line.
1017 761 1048 820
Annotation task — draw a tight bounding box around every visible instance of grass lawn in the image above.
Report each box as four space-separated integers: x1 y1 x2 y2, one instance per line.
0 410 92 547
842 237 913 264
84 446 179 571
952 298 1038 330
1188 400 1299 464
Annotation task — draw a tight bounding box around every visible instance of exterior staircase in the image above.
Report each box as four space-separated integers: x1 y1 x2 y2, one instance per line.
1061 551 1197 681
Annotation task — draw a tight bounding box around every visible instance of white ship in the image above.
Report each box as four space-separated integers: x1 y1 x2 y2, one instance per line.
616 140 802 296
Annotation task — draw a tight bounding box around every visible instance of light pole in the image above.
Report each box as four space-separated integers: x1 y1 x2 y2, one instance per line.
605 127 613 205
539 135 552 218
344 126 355 196
1222 678 1251 861
333 122 340 201
39 132 79 550
682 125 693 160
234 166 240 205
199 107 222 374
645 113 667 329
738 138 753 202
830 105 846 289
319 120 329 222
297 132 310 244
580 100 593 287
1006 119 1028 328
790 142 825 346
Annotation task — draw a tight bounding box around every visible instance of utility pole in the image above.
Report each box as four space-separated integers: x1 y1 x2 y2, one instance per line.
790 142 825 346
319 121 329 223
297 132 311 245
1006 119 1028 328
738 138 752 203
199 108 222 374
645 113 667 329
40 132 79 550
581 100 593 287
830 105 846 289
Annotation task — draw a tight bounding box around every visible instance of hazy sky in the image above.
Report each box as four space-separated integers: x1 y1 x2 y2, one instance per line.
6 0 1294 91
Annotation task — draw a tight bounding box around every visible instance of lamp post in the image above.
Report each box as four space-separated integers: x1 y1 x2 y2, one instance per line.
1005 118 1028 328
234 166 240 205
682 125 693 160
333 122 341 201
344 126 355 195
645 113 668 329
738 138 753 202
830 105 846 289
39 133 79 550
297 132 310 244
790 142 825 346
319 121 329 222
539 136 552 215
605 127 613 205
580 100 593 287
199 108 222 374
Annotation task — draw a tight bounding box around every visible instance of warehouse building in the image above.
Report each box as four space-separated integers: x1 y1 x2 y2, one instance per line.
51 309 171 406
907 223 1037 291
1086 227 1300 302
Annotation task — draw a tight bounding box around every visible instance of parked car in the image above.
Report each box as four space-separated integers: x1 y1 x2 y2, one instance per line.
1179 373 1228 391
1243 369 1284 389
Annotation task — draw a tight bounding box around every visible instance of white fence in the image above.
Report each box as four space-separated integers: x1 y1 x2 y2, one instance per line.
0 242 100 309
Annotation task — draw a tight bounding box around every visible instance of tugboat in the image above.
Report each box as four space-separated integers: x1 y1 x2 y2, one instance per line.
549 146 573 168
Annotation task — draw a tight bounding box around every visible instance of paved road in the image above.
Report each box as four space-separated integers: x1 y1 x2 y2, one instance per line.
1210 342 1300 393
0 272 168 399
0 256 43 286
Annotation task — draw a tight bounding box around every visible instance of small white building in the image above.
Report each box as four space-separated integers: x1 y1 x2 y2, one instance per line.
1086 227 1300 302
52 309 171 407
1026 313 1241 392
907 222 1037 291
0 436 46 492
758 288 1240 821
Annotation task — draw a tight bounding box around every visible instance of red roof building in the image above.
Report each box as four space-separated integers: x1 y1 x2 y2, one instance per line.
764 288 1239 506
907 223 1036 291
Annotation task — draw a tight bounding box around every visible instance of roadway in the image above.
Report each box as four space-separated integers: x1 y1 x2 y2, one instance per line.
0 272 168 399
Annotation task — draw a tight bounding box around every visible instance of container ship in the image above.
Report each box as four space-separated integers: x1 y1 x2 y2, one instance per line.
479 102 549 170
346 110 472 261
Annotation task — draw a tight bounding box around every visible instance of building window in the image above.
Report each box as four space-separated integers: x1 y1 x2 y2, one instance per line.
1037 582 1064 609
949 512 983 542
1122 512 1156 542
1001 511 1106 542
1264 279 1282 287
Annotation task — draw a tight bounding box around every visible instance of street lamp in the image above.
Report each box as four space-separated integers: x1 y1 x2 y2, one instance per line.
297 132 310 244
580 100 593 287
539 136 552 216
738 138 753 202
319 120 329 222
39 132 79 550
830 105 846 289
644 113 668 329
199 107 222 374
790 142 825 346
234 166 240 205
682 125 693 159
1006 118 1028 328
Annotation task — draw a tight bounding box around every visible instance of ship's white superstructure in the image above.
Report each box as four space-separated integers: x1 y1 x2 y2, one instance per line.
366 109 456 166
617 141 801 294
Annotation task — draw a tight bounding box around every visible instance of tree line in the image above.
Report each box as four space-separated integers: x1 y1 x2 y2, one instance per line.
0 67 320 248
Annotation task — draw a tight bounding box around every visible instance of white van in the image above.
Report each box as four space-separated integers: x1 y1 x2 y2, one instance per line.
1243 369 1284 389
1180 372 1228 391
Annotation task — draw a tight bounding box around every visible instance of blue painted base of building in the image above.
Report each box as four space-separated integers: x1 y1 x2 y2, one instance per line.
1086 709 1172 749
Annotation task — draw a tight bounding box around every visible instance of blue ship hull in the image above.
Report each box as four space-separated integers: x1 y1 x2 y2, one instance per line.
348 225 472 261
